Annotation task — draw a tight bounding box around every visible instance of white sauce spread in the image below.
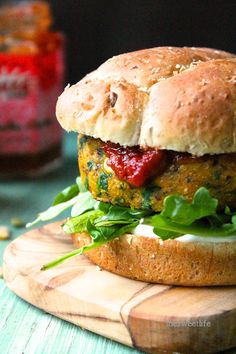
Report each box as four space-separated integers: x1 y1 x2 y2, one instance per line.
132 224 236 243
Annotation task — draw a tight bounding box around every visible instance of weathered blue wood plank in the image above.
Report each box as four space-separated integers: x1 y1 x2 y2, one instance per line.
0 281 142 354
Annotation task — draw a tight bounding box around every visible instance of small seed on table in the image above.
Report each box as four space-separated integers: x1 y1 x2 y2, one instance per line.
0 226 10 240
11 217 25 228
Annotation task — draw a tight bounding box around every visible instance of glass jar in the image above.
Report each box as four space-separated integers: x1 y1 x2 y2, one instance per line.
0 0 64 177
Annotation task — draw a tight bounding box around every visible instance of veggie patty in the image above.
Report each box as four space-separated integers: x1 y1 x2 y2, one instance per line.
78 135 236 211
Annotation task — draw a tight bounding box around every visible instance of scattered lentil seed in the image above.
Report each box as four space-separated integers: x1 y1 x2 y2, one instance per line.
0 226 10 240
11 217 25 228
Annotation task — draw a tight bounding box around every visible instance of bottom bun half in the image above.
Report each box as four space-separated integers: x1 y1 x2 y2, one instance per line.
71 232 236 286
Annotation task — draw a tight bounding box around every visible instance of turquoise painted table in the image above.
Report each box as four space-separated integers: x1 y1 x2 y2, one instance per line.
0 134 143 354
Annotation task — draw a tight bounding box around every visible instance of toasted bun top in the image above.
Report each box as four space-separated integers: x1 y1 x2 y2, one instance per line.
56 47 236 155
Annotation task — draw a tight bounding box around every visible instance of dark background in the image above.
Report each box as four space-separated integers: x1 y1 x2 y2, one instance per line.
49 0 236 84
0 0 235 83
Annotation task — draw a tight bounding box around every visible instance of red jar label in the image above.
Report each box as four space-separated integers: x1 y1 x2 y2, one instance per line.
0 49 64 155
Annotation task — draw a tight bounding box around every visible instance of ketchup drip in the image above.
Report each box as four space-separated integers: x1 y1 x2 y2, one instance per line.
103 142 166 187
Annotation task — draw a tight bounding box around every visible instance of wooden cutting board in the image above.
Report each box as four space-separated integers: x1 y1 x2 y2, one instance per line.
3 221 236 354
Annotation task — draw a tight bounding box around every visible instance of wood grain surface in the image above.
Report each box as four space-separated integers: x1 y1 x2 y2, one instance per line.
3 221 236 354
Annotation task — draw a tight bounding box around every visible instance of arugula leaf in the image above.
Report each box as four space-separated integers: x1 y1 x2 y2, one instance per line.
88 217 139 239
53 183 79 206
110 221 139 237
27 176 236 270
232 215 236 225
161 187 218 225
225 205 236 216
27 177 89 228
76 176 87 192
96 201 110 213
40 195 142 270
152 214 236 240
105 205 133 221
71 191 96 217
53 177 85 206
128 208 153 218
63 210 104 234
42 218 139 270
87 218 119 240
153 226 182 239
41 237 111 271
150 187 236 240
26 195 81 228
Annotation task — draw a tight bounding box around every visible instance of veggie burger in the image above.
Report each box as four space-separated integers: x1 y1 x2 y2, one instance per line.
29 47 236 286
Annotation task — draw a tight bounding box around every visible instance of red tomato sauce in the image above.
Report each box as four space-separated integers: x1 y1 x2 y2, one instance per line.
103 142 167 187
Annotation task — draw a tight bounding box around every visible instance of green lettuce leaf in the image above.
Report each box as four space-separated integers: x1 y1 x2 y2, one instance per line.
71 191 96 217
26 195 81 228
41 237 113 271
62 210 104 234
161 187 218 225
27 177 236 270
150 187 236 240
53 183 79 206
42 203 141 270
